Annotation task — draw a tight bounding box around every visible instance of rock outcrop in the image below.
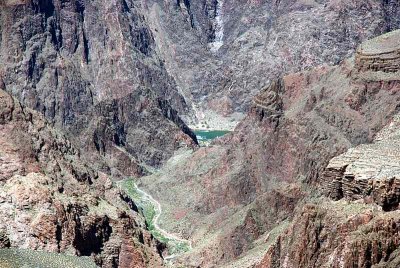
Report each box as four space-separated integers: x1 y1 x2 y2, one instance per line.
322 134 400 211
254 32 400 268
0 89 163 267
322 31 400 211
252 79 284 120
257 201 400 268
255 116 400 266
355 29 400 73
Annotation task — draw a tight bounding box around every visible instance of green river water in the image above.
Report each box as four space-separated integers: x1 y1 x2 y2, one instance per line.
193 130 230 142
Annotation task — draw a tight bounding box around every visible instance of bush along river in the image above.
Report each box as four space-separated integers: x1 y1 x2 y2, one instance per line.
119 130 231 263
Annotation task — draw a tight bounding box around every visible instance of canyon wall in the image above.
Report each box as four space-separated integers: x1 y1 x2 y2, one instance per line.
0 0 197 178
258 29 400 268
138 29 400 266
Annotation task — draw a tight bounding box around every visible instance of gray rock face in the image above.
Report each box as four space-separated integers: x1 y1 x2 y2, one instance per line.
143 0 400 127
0 0 197 176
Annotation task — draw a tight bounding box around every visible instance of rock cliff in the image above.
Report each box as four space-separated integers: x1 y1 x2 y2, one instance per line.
254 30 400 268
257 201 400 268
0 0 197 177
3 1 400 267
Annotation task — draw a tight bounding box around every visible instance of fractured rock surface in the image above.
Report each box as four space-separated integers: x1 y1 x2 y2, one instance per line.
145 0 400 126
256 32 400 268
137 41 400 266
257 200 400 268
356 29 400 73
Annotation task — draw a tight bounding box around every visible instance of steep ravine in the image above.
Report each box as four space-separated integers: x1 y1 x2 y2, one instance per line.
3 1 400 268
144 0 400 129
0 0 197 179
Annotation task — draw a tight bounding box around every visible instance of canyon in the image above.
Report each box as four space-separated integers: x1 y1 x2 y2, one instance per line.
137 29 400 267
2 0 400 268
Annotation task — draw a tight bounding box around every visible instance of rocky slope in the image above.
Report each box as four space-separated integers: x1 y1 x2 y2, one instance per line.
143 0 400 128
0 89 164 267
0 0 197 178
137 30 400 267
322 114 400 211
257 200 400 268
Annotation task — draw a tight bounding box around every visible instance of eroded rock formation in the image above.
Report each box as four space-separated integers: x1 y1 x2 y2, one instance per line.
3 1 400 267
322 133 400 211
137 34 400 266
255 32 400 268
145 0 400 127
257 201 400 268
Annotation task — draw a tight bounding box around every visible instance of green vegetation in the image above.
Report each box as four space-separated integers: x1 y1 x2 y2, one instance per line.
120 180 157 228
0 249 98 268
120 179 191 256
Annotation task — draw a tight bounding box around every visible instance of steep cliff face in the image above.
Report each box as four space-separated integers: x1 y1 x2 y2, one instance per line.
0 0 196 176
144 0 400 128
0 89 164 267
3 1 400 267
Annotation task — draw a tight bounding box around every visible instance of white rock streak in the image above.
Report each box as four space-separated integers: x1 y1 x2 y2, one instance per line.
210 0 224 52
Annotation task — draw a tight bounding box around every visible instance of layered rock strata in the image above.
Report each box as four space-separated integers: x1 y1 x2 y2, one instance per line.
355 29 400 73
255 31 400 268
257 201 400 268
322 134 400 211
